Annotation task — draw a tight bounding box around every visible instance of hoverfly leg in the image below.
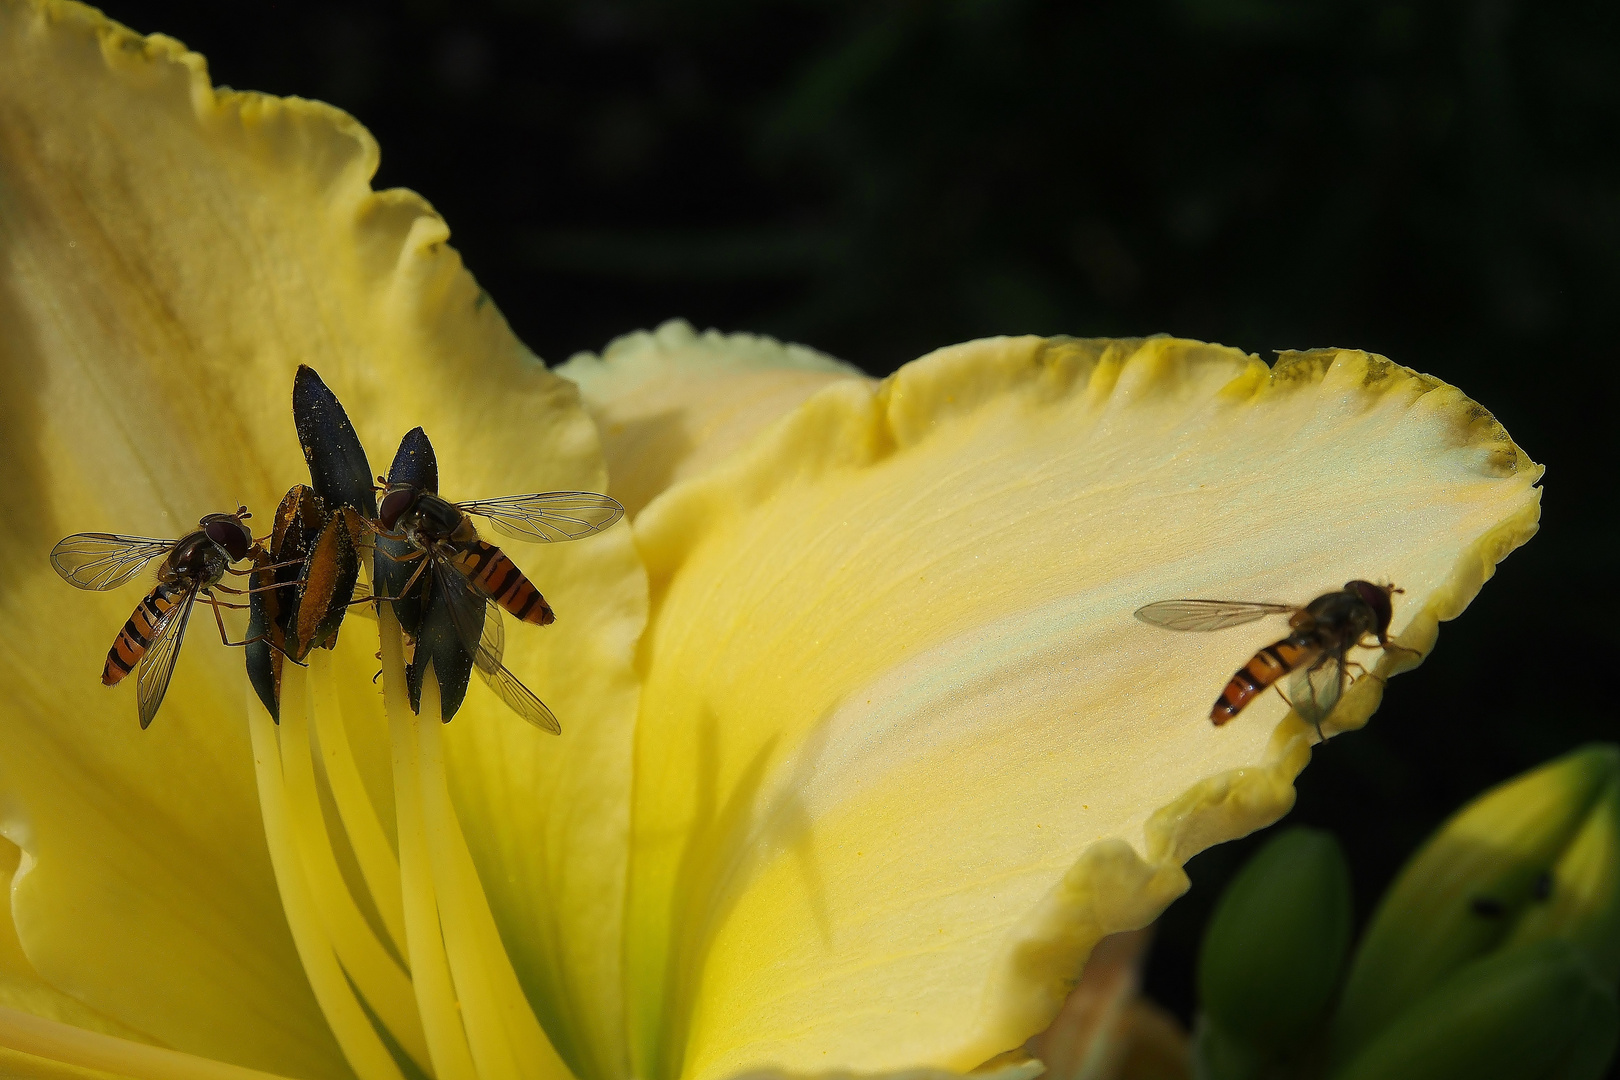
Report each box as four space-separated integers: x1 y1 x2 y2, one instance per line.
214 580 302 596
226 557 304 576
1271 682 1325 744
373 545 426 562
201 592 305 665
388 550 434 600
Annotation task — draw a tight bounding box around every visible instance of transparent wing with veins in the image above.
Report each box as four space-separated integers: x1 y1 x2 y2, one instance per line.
433 559 562 733
1133 599 1297 632
1289 655 1346 729
50 533 176 591
456 491 624 544
136 587 198 730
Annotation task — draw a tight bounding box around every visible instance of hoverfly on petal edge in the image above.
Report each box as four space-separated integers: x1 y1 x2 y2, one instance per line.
370 426 625 733
50 507 302 728
1134 580 1422 740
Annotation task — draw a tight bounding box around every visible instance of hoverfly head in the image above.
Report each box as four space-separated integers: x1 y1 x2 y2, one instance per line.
378 485 420 531
1344 579 1397 636
201 512 255 562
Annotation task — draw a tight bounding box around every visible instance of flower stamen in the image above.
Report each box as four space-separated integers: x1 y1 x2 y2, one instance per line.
379 603 480 1080
247 679 406 1080
309 654 409 959
281 655 429 1068
415 667 563 1080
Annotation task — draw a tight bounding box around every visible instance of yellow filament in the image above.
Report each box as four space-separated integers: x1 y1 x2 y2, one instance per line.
247 677 404 1080
0 1005 294 1080
280 657 432 1072
417 669 572 1080
309 653 409 958
378 604 478 1080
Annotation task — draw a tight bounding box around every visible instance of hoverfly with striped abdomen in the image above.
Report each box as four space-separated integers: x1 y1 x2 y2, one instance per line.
1134 580 1421 739
371 427 625 733
51 507 299 728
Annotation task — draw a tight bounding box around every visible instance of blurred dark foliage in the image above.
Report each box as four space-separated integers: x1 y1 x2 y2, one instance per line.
103 0 1620 1034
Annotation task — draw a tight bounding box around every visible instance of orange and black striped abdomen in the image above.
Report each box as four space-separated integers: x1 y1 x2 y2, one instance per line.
103 584 185 686
450 540 555 626
1211 635 1321 725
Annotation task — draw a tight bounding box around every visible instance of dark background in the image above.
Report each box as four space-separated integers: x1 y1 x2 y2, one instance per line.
104 0 1618 1037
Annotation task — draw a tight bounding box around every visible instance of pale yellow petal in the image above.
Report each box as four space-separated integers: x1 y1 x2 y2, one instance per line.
0 841 155 1048
0 1 640 1073
0 1046 117 1080
0 1006 304 1080
556 319 866 518
624 336 1539 1080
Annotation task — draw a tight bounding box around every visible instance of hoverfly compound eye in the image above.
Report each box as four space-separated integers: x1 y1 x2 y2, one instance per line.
203 516 254 561
1345 579 1395 631
378 487 417 531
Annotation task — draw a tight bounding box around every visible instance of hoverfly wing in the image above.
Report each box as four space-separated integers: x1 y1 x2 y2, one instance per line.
457 491 625 544
50 534 175 591
1134 599 1296 632
1288 656 1346 728
136 586 198 729
434 560 561 734
478 660 562 734
434 558 501 666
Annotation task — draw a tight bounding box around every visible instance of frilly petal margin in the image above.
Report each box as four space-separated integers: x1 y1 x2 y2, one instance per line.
623 336 1540 1080
0 1 642 1076
556 319 866 518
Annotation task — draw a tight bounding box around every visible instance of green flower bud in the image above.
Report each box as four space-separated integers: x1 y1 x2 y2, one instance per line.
1328 939 1618 1080
1193 1016 1267 1080
1196 826 1352 1072
1332 743 1620 1060
1503 774 1620 980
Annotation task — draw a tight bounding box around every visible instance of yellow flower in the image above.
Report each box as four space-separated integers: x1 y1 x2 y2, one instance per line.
0 3 1541 1080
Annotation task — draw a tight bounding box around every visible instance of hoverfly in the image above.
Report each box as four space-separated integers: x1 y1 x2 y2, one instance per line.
1134 580 1420 738
373 452 624 733
244 485 367 722
50 508 298 728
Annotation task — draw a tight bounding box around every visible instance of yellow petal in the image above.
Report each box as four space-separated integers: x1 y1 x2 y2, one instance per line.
0 1 640 1073
0 841 154 1048
556 319 866 518
0 1047 111 1080
624 336 1539 1080
0 1004 304 1080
